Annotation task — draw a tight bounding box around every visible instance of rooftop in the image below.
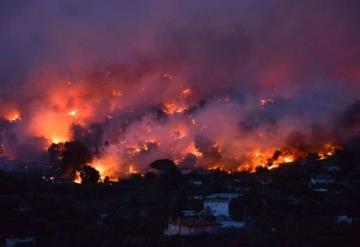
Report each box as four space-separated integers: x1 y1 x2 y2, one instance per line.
169 219 218 227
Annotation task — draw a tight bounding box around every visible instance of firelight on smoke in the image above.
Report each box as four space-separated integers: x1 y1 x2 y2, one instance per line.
3 109 22 123
68 110 78 117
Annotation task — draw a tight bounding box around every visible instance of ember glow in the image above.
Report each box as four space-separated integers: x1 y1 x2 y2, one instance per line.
90 152 121 182
0 0 359 180
3 110 21 123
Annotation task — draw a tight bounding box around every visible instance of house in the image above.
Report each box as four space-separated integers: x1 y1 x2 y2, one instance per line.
5 238 34 247
206 193 240 200
15 203 32 213
203 193 240 217
164 219 219 236
190 179 202 186
204 199 230 217
326 165 341 172
97 213 109 224
287 195 303 206
181 210 200 217
51 178 75 185
218 219 246 229
309 175 335 192
187 195 203 200
336 215 353 224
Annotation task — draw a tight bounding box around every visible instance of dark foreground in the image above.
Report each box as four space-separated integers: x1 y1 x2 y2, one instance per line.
1 146 360 246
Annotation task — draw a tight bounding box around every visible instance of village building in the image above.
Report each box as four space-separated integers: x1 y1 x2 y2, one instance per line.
5 237 34 247
218 219 246 229
181 210 200 217
309 175 336 192
204 199 230 217
164 219 219 236
190 179 203 186
206 193 240 200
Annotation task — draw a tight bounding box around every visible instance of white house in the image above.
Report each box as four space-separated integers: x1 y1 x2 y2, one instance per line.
336 215 353 224
181 210 200 217
5 238 34 247
204 199 230 217
164 219 219 236
190 179 203 186
309 175 335 192
206 193 239 200
218 219 246 229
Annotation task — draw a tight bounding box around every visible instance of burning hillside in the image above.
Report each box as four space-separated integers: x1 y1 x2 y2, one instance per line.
0 75 356 181
0 0 359 181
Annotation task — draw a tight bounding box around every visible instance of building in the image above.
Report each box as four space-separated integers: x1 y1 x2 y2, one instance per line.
309 175 336 192
164 219 219 236
181 210 200 217
336 215 353 224
206 193 240 200
5 238 34 247
190 179 203 186
218 219 246 229
204 199 230 217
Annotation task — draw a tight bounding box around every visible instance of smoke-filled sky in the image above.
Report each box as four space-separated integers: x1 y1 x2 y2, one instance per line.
0 0 359 178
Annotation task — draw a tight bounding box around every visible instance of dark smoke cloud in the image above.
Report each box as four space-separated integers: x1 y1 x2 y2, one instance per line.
0 0 359 91
338 100 360 135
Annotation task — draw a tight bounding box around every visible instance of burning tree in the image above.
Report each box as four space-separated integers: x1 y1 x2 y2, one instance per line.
79 165 100 184
47 141 94 181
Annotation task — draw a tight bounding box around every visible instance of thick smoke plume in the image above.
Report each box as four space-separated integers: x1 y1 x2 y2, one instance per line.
0 0 359 179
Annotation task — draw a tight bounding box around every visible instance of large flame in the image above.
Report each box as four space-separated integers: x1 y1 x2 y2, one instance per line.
0 74 349 179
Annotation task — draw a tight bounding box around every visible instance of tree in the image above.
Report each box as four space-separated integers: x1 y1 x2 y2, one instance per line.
79 165 100 184
47 141 93 179
62 141 92 170
150 159 177 171
149 159 182 190
47 143 64 176
306 153 320 162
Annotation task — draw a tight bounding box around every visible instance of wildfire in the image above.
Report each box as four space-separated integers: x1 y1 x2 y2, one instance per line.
259 98 274 107
0 74 346 179
3 109 21 122
269 154 296 169
319 143 337 159
73 171 82 184
181 88 192 96
162 101 188 115
172 125 188 139
184 141 203 158
128 165 139 174
90 152 121 182
112 89 123 97
68 109 78 117
283 155 295 163
162 73 173 80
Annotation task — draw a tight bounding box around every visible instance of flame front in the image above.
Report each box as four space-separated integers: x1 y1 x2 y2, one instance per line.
0 70 351 179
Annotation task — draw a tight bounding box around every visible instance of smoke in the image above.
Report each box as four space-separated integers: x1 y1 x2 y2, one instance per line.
0 0 359 175
339 101 360 134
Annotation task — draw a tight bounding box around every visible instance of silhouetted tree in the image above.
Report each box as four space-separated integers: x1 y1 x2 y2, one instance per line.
103 176 110 184
150 159 181 190
47 141 92 179
80 165 100 184
62 141 92 169
307 153 320 162
150 159 177 171
47 143 65 176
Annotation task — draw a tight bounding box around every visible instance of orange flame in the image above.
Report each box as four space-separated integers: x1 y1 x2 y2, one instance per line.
3 109 21 122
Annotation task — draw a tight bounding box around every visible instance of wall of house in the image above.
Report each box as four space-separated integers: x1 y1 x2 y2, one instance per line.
204 201 229 217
